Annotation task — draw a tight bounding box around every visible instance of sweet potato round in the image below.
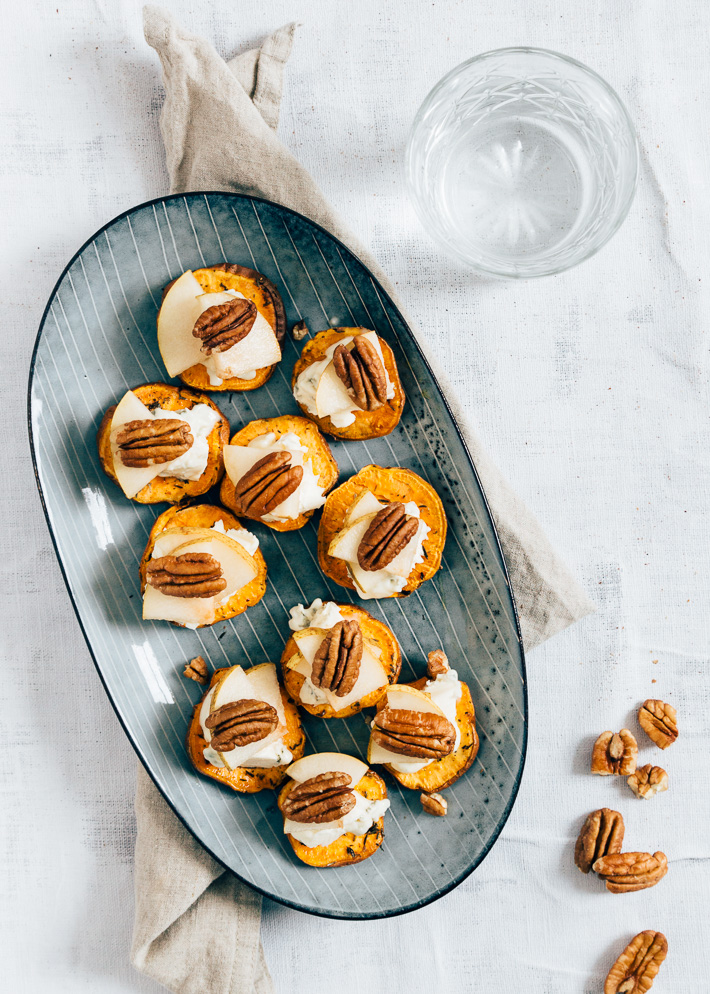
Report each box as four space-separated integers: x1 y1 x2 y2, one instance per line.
173 265 286 392
280 603 401 718
96 382 229 504
220 415 339 532
139 503 267 623
186 665 305 794
376 679 479 792
291 327 405 439
317 464 446 596
278 770 387 867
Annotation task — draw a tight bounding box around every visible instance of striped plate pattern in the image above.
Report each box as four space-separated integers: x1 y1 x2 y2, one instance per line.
28 193 526 918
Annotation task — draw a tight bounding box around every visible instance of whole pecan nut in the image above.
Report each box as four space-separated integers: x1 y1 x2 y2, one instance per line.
332 336 388 411
591 729 638 775
372 708 456 760
311 619 363 697
574 808 625 874
638 699 677 749
420 792 448 816
280 771 356 823
357 502 419 572
116 418 193 467
192 297 257 354
627 764 669 799
205 698 278 752
232 451 303 519
593 851 668 894
604 930 668 994
146 552 226 598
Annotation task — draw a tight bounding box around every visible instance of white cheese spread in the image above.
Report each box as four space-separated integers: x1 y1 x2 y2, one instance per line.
287 598 344 632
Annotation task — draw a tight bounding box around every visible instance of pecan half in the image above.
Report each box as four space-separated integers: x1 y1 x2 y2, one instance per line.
146 552 226 598
311 620 363 697
604 930 668 994
426 649 449 678
116 418 193 467
574 808 625 874
372 708 456 759
420 792 448 816
183 655 210 684
192 297 257 354
232 451 303 519
593 851 668 894
357 502 419 572
638 699 677 749
205 698 278 752
627 764 669 799
280 772 356 823
591 729 638 775
332 336 387 411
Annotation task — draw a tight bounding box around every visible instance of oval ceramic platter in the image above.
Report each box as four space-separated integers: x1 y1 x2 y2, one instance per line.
28 192 526 919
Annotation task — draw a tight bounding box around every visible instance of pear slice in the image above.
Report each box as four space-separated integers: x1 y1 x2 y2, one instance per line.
343 489 383 527
109 390 169 498
207 309 282 381
367 685 448 768
285 752 369 785
314 361 354 419
244 662 288 727
223 441 304 520
142 529 258 626
157 270 209 377
287 629 389 712
327 513 377 562
208 665 281 770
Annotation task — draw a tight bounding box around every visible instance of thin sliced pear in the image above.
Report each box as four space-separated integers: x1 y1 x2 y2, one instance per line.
244 662 287 726
109 390 169 498
343 489 382 527
209 665 281 770
157 270 208 377
326 513 376 562
314 361 353 419
286 752 369 785
209 311 281 381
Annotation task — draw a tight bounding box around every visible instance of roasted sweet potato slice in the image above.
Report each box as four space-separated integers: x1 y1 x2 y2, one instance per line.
174 265 286 392
220 415 339 532
278 770 387 866
280 603 401 718
291 327 405 439
186 666 305 794
376 678 479 792
96 382 229 504
139 503 267 622
318 464 446 595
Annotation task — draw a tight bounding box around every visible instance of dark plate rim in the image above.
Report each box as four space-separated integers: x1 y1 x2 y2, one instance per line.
27 190 528 920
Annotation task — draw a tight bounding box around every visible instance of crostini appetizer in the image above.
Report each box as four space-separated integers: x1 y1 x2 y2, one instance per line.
318 465 446 599
139 510 264 628
280 598 401 718
292 327 405 439
187 663 304 793
368 650 478 792
277 752 389 867
97 383 229 503
157 264 286 391
220 415 339 532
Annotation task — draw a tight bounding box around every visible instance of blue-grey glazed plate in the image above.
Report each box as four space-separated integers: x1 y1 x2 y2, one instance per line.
28 192 526 919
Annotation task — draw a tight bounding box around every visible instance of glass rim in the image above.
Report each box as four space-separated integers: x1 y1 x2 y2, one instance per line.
405 46 640 279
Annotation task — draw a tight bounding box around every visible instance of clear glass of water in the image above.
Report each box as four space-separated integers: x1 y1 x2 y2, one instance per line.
406 48 639 278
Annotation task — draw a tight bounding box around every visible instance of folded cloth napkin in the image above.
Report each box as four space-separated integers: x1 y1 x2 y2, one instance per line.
132 8 596 993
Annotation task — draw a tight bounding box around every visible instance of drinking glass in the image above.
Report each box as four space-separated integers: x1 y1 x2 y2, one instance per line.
406 48 639 278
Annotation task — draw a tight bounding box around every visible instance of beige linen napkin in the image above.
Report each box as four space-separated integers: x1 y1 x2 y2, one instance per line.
132 8 595 993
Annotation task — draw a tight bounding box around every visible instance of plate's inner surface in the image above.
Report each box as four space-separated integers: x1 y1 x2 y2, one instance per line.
30 193 525 918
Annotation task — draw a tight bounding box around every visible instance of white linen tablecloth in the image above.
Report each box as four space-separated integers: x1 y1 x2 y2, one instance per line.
2 1 708 991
